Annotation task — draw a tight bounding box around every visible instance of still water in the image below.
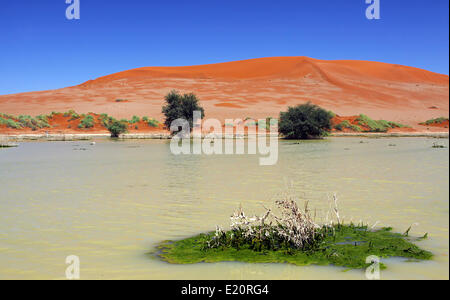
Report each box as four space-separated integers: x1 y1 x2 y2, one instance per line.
0 137 448 279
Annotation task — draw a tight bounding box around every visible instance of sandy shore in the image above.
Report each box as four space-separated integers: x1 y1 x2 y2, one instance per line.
0 133 171 141
330 132 449 138
1 131 448 142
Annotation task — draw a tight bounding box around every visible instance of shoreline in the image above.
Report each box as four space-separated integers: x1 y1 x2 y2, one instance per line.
1 131 448 142
0 133 171 142
330 132 449 138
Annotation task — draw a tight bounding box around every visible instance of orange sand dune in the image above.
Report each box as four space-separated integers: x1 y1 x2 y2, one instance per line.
0 57 448 130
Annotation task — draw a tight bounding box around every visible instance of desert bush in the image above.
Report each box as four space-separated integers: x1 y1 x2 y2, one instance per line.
130 116 140 124
356 115 408 132
106 119 128 137
61 110 80 120
147 118 159 128
422 117 449 125
99 114 113 127
17 115 51 130
356 114 386 132
70 113 80 120
0 118 22 129
78 115 94 129
334 120 362 132
162 90 205 131
279 102 333 139
0 113 14 120
18 115 36 129
1 114 51 130
36 115 50 127
387 121 409 128
334 123 343 131
64 110 77 118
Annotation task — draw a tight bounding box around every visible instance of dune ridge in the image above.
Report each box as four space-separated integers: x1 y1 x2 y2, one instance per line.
80 57 448 84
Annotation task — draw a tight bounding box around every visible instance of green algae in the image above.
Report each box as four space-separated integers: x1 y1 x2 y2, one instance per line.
156 225 432 270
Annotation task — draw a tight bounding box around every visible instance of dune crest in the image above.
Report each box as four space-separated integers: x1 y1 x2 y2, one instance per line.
79 56 449 85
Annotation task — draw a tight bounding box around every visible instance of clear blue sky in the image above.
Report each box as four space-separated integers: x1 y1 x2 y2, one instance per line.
0 0 448 95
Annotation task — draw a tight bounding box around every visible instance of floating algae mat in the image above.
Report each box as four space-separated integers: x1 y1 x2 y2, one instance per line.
156 225 432 270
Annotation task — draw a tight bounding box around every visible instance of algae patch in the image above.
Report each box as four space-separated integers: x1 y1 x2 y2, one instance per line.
156 225 432 269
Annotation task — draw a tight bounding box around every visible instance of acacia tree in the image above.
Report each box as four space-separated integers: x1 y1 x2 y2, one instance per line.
279 102 333 139
106 119 128 138
162 90 205 131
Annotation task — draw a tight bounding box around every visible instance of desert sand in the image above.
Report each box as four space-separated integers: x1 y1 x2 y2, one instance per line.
0 57 448 131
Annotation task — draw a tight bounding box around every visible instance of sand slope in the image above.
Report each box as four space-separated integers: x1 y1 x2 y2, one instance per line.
0 57 448 127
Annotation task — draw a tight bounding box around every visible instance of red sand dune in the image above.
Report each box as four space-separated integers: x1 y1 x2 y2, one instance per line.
0 57 448 131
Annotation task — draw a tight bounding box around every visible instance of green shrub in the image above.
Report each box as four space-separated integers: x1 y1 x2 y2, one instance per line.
357 114 386 132
63 110 78 118
36 115 50 126
0 113 14 119
0 117 22 129
334 123 343 131
356 115 409 132
98 114 111 127
387 121 409 128
279 102 333 139
78 115 94 129
129 115 140 124
17 115 50 130
147 118 159 128
334 120 362 132
69 112 80 120
106 120 128 137
162 90 205 131
1 114 52 130
422 117 449 125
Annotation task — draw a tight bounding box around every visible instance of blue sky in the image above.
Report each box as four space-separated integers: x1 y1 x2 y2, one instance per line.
0 0 448 95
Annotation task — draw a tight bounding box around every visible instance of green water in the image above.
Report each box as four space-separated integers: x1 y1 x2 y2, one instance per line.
0 137 448 279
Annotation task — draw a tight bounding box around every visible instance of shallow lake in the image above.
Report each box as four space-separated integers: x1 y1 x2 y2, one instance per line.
0 137 448 279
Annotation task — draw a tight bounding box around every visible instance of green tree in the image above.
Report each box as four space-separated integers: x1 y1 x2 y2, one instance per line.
106 120 128 138
162 90 205 131
279 102 333 139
